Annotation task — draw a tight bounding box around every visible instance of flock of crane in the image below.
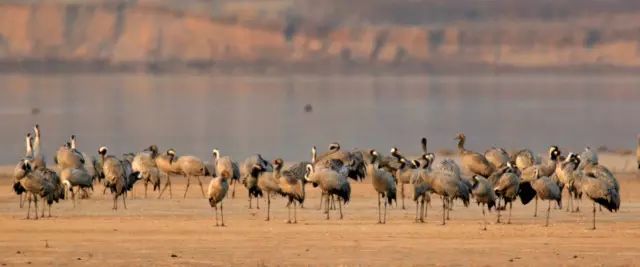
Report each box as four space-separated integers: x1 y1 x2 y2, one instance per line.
12 124 630 230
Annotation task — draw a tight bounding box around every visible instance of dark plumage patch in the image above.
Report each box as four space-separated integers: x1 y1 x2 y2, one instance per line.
386 188 396 205
248 186 263 198
13 182 25 195
487 199 496 210
595 196 618 212
126 172 141 191
518 182 536 205
329 182 351 204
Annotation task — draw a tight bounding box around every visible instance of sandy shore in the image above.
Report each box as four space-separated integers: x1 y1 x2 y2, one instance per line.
1 153 639 266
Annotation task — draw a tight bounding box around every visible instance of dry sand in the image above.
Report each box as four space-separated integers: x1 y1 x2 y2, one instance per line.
1 156 639 266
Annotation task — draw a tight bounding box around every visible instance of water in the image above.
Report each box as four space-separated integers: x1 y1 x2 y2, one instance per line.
1 73 639 165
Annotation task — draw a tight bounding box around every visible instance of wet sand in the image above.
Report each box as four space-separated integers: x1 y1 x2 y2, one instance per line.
1 158 639 266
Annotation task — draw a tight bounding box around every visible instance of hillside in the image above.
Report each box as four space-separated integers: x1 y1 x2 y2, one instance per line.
1 0 640 73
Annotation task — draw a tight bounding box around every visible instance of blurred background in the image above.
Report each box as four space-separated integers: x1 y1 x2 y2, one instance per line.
1 0 639 164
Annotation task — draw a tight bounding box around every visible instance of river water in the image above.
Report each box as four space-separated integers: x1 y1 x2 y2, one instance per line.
1 73 639 164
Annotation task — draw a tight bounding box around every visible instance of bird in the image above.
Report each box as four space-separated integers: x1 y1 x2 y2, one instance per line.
520 146 561 181
395 156 417 210
35 168 65 218
312 146 351 210
470 175 497 230
207 169 230 227
530 170 562 227
156 149 181 199
578 146 599 170
484 147 510 171
304 163 350 220
15 132 33 208
174 153 209 198
241 154 272 180
414 137 430 167
374 147 405 175
99 146 132 210
454 133 494 177
12 166 27 209
313 142 342 163
274 159 305 223
573 169 620 230
580 157 619 213
54 140 84 170
240 154 269 209
408 159 431 223
132 145 162 198
253 161 284 221
581 158 619 194
419 159 470 225
59 167 93 207
366 150 396 224
313 143 366 181
30 124 46 170
555 153 581 212
14 160 64 219
211 149 241 198
493 162 520 224
517 146 561 217
511 149 539 171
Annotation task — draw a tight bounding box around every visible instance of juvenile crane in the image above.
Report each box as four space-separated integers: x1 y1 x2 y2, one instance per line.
207 169 230 227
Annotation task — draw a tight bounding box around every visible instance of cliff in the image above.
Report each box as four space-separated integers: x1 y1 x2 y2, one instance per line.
1 0 640 73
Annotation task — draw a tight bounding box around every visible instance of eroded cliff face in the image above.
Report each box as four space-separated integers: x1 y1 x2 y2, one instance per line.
1 1 639 72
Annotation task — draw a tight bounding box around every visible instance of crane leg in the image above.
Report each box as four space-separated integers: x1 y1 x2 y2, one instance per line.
183 176 191 198
401 184 405 210
377 193 382 224
545 200 551 227
482 205 487 231
508 201 513 224
220 202 225 227
591 201 596 230
441 196 446 225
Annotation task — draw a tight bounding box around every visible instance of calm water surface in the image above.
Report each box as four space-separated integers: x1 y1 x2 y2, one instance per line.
1 74 639 164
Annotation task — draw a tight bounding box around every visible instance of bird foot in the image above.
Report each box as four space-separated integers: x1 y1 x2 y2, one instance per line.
220 224 226 227
286 220 291 224
264 218 270 221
